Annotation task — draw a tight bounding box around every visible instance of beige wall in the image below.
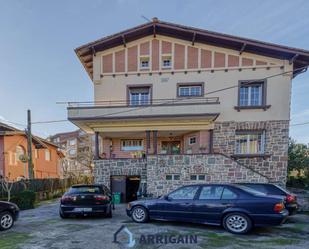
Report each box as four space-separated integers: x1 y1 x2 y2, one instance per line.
90 35 292 122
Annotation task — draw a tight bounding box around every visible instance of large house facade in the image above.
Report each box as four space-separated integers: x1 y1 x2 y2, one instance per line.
68 19 309 201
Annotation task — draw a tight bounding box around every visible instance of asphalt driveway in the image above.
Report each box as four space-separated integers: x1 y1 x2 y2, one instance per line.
1 199 309 249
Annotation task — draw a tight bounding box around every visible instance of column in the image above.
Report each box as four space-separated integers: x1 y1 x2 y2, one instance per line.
94 132 100 160
153 130 158 155
145 130 151 155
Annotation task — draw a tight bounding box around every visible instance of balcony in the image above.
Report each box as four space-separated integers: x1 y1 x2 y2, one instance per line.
68 97 220 120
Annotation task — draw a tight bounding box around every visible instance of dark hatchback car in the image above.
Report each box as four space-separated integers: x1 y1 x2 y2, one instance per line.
0 201 19 231
127 184 288 234
59 184 113 218
237 183 298 215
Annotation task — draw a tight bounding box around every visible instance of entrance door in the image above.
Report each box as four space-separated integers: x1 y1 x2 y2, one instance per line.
161 141 181 154
111 176 126 203
110 175 141 203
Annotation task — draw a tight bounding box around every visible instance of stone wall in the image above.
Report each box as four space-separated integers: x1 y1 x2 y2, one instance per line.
94 158 146 188
213 120 289 185
94 154 268 197
146 154 268 197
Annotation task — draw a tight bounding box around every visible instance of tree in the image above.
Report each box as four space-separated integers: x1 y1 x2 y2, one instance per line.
0 174 14 202
288 139 309 177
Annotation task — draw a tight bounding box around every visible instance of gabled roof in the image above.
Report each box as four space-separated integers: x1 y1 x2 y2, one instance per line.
0 122 59 149
75 18 309 79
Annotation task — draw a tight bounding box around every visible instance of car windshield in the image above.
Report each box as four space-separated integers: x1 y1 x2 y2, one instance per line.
236 185 266 196
68 186 103 194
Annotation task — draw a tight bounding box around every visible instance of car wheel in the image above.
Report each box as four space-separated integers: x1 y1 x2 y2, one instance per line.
0 212 14 231
59 210 69 219
106 207 112 218
223 212 252 234
131 206 148 223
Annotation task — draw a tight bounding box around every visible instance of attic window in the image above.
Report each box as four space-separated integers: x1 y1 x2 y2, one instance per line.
140 56 150 69
162 55 172 68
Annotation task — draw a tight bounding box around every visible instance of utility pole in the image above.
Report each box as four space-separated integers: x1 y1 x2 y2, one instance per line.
26 109 33 179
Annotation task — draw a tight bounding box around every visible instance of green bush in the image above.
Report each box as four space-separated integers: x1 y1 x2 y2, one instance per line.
10 190 36 210
287 176 309 189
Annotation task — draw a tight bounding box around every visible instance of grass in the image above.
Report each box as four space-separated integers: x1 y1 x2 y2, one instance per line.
0 233 31 249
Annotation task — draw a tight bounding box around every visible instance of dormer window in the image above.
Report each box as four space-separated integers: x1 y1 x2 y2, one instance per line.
140 56 150 69
162 55 172 68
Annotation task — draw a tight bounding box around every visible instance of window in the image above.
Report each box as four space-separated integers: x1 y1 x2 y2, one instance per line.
16 146 25 161
239 81 264 107
168 186 199 200
178 84 203 97
34 149 39 159
199 186 224 200
190 174 206 181
45 149 51 161
162 56 172 68
140 57 150 69
221 188 238 199
166 174 180 180
235 131 265 154
68 149 76 156
68 139 76 146
121 140 143 151
129 87 151 106
189 137 196 145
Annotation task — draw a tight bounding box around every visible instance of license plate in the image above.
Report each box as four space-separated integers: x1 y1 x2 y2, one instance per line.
74 208 92 212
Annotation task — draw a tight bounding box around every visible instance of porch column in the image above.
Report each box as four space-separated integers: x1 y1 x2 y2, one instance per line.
209 129 214 153
94 132 100 160
145 130 151 155
153 130 158 155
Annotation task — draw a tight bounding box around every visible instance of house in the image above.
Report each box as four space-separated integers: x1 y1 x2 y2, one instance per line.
49 129 98 177
68 18 309 200
0 122 63 181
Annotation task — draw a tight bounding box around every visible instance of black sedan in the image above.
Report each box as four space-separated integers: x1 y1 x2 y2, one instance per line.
237 183 298 215
0 201 19 231
59 184 113 218
126 184 288 234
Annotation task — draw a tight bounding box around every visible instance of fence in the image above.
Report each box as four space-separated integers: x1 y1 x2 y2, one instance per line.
0 176 93 200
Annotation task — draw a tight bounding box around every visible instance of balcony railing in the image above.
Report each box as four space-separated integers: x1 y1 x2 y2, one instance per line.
67 97 219 108
67 97 220 121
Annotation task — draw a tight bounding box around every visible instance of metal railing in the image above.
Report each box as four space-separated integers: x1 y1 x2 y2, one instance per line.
67 97 219 108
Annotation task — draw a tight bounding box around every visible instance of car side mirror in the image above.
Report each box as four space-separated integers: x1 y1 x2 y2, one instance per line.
164 195 171 201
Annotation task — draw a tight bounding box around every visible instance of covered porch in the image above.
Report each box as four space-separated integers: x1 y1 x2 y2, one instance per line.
97 129 213 159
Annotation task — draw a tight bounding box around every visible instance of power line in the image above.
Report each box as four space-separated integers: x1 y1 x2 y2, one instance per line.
64 65 309 120
31 120 69 125
290 121 309 127
29 65 309 125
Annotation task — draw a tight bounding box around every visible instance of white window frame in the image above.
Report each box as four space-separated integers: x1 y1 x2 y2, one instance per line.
162 55 172 68
178 85 202 97
188 136 196 145
129 88 150 106
239 82 263 107
190 174 206 181
121 139 144 151
140 56 150 69
235 131 265 154
45 149 51 161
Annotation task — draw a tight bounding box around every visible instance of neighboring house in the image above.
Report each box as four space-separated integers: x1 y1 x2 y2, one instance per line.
49 129 98 177
68 18 309 200
0 122 63 181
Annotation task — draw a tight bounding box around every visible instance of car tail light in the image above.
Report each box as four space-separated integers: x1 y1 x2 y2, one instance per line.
274 203 285 213
94 195 109 201
61 195 74 202
286 194 296 203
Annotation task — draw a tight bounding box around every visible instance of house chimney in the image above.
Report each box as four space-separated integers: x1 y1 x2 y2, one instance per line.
152 17 159 23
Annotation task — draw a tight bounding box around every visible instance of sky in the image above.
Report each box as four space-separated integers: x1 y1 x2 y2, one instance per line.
0 0 309 143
